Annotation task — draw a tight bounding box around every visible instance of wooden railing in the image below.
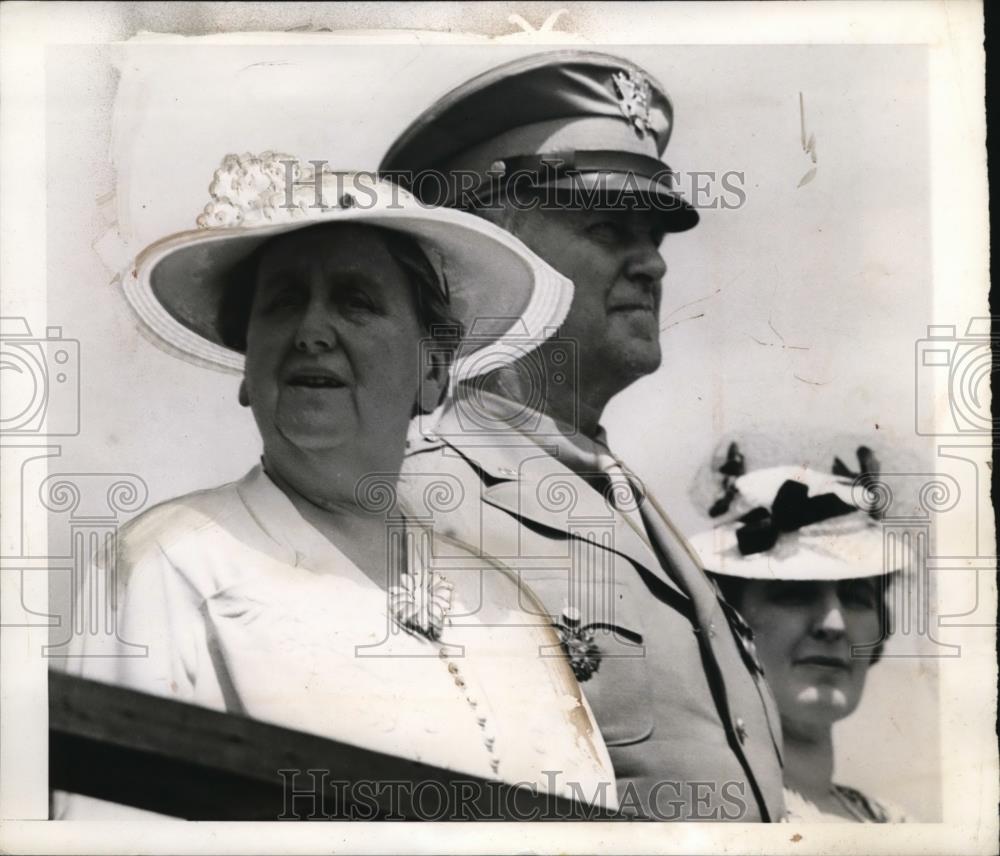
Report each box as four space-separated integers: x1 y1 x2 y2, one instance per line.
49 671 617 820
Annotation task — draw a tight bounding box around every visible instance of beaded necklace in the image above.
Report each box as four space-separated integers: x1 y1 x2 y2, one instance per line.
387 528 501 776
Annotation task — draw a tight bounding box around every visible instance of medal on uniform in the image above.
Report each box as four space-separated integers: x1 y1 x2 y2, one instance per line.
553 607 644 682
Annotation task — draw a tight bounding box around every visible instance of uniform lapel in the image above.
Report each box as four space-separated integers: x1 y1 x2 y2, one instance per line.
641 490 785 821
638 490 722 623
438 434 689 601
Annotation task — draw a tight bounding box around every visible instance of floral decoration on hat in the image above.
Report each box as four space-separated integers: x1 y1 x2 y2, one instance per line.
195 152 378 230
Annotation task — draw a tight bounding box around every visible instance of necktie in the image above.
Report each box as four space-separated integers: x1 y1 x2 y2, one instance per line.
595 451 652 548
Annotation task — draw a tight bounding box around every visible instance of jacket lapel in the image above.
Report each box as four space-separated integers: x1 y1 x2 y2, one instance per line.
640 491 786 819
638 491 722 624
438 436 689 601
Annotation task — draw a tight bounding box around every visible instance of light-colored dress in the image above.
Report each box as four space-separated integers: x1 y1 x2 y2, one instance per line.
783 785 911 822
55 465 616 817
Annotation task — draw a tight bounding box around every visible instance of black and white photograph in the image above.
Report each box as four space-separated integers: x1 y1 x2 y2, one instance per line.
0 2 994 854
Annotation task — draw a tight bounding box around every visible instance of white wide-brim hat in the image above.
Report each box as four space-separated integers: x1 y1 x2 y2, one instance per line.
125 152 573 380
689 465 906 582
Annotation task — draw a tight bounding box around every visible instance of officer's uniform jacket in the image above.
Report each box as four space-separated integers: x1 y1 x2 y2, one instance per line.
400 392 785 821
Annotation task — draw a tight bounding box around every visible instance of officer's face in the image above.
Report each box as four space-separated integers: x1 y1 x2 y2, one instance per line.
243 224 426 489
511 204 668 394
736 579 881 737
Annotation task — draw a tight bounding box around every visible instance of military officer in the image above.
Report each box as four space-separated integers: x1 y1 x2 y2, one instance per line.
381 51 785 821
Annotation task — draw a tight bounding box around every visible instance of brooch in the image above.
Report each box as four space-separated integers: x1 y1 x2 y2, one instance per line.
388 565 453 641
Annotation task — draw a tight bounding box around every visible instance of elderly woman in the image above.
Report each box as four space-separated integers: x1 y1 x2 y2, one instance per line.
690 447 910 822
60 154 615 815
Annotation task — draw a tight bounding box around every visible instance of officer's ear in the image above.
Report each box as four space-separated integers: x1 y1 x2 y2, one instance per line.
238 378 250 407
415 351 450 415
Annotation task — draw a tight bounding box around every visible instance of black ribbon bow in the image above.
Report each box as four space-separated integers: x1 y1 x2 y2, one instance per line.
832 445 883 519
735 479 856 556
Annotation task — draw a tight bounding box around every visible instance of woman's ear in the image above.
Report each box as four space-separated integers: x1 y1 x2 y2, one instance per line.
238 378 250 407
415 352 450 415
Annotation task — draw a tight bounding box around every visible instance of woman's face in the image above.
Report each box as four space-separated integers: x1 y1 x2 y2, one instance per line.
737 578 882 734
243 223 436 492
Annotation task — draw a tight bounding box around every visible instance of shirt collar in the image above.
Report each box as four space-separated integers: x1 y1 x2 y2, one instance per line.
450 387 615 478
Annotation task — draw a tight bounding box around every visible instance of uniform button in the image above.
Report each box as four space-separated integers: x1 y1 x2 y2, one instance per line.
708 622 717 639
735 717 748 743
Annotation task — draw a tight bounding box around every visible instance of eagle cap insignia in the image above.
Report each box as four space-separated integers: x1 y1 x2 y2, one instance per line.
612 69 653 138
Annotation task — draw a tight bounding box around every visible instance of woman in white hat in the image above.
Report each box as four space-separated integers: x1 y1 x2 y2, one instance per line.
690 446 910 823
60 153 615 816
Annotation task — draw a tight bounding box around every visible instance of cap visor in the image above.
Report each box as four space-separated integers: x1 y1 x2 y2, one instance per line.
528 172 699 232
